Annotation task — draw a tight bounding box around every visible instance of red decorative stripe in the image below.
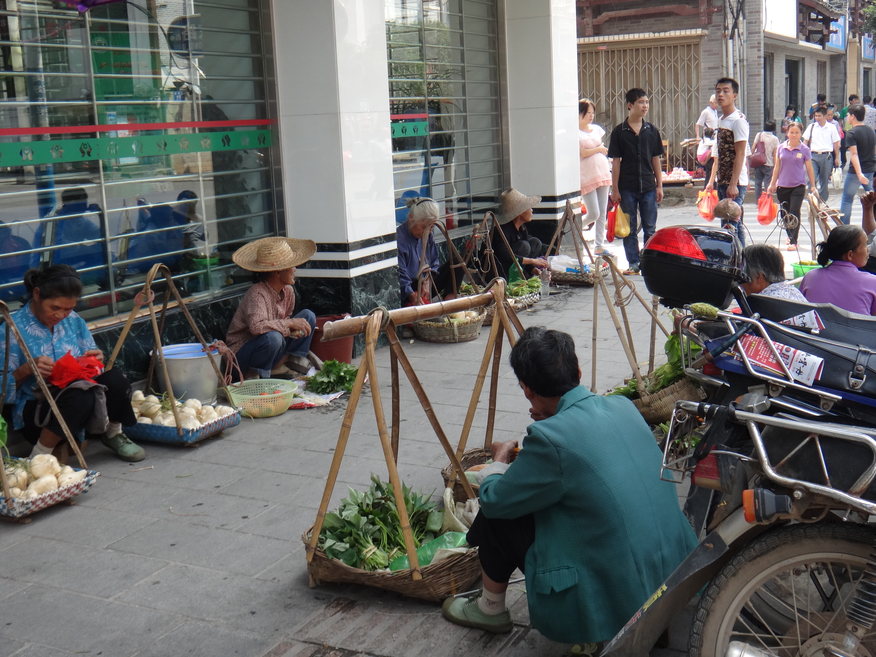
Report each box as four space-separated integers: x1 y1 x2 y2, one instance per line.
0 118 274 137
390 114 428 120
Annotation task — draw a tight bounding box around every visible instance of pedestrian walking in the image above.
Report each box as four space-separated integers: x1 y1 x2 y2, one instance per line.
607 88 664 275
695 95 719 188
839 103 876 225
705 77 749 246
808 92 827 121
781 105 802 136
767 122 817 250
578 99 612 257
751 120 779 200
802 107 841 202
839 94 860 168
863 95 876 129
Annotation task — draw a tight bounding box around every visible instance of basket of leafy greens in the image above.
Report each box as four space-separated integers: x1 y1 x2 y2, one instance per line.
303 475 481 601
607 334 705 425
306 359 359 394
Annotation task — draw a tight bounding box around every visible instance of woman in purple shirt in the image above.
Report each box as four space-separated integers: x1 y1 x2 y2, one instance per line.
767 122 817 250
800 224 876 315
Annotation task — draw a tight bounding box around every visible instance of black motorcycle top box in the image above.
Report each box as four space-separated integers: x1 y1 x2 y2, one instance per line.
640 225 744 309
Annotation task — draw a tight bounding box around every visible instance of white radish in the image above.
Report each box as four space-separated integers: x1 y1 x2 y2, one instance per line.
5 468 29 489
132 390 145 403
180 416 201 430
183 398 202 412
27 475 59 496
214 405 234 417
137 417 153 424
30 454 61 479
57 471 87 487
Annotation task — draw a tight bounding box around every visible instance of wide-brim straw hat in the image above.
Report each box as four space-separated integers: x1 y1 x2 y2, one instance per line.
232 236 317 272
498 187 541 225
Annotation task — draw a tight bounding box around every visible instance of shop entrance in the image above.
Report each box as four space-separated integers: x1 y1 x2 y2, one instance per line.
785 58 803 117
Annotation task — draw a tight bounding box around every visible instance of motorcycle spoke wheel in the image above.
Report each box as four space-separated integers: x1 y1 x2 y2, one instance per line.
690 523 876 657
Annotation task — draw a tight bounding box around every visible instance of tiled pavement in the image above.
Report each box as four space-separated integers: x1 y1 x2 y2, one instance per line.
1 205 718 657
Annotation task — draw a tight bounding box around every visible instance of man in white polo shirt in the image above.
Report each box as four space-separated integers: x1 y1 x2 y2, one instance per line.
803 106 841 202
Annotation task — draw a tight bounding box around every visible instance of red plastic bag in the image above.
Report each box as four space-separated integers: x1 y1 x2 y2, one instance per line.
697 190 718 221
49 350 103 389
756 192 778 226
606 200 617 242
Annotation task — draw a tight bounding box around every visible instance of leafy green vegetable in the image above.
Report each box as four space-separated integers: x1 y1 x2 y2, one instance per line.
306 359 359 394
508 277 542 297
607 335 701 400
317 474 440 571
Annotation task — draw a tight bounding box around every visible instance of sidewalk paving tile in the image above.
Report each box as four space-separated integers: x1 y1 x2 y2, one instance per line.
131 619 270 657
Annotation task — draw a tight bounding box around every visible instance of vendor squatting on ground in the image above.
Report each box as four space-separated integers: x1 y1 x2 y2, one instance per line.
225 236 320 380
441 327 698 645
0 264 146 462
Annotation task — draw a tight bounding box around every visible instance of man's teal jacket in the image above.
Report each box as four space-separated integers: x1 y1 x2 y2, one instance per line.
479 386 698 643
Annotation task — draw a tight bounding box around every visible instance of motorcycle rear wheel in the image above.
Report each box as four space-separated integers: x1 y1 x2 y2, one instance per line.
689 522 876 657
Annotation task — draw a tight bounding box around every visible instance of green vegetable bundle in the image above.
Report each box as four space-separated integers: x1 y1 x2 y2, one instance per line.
318 475 444 571
507 277 542 298
607 334 701 400
306 359 359 394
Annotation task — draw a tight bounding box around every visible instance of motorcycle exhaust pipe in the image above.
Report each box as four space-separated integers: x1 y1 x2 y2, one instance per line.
725 642 775 657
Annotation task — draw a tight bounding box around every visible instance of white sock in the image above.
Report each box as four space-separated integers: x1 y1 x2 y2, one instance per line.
477 588 507 616
30 441 54 457
106 422 122 438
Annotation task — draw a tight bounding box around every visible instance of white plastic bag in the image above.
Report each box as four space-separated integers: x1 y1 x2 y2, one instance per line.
831 167 843 189
548 254 590 275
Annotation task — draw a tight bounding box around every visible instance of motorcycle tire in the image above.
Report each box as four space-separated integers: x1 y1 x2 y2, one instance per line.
689 522 876 657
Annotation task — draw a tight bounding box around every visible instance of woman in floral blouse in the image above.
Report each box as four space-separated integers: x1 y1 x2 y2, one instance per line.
1 264 145 461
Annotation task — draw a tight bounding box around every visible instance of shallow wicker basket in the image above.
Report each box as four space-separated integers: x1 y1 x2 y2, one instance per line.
508 290 540 310
413 309 485 344
441 447 491 504
1 465 99 519
632 378 705 425
303 528 482 602
125 407 241 445
227 379 298 418
552 261 609 286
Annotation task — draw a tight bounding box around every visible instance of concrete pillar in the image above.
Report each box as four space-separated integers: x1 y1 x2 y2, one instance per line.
504 0 580 222
271 1 400 316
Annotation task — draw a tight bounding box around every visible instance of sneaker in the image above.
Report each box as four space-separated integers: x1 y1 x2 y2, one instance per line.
270 363 295 378
101 432 146 462
441 592 513 634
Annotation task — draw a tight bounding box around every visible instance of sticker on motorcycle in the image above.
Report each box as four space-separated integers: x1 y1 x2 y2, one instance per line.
734 335 825 386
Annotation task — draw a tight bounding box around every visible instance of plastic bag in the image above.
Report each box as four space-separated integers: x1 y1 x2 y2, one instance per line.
388 531 469 571
756 193 778 226
606 200 617 242
697 190 718 221
831 167 843 189
548 255 589 275
49 350 103 389
614 203 630 238
696 140 712 164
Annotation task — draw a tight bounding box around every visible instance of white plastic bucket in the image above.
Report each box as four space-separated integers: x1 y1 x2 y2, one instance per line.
151 343 219 405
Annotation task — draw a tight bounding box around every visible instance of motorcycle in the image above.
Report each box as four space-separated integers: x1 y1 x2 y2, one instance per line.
602 226 876 657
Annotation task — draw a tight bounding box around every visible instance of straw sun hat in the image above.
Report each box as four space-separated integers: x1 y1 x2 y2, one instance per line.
232 236 317 272
498 187 541 225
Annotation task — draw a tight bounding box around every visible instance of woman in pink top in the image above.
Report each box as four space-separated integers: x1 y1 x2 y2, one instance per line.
767 122 817 250
579 99 612 256
800 224 876 315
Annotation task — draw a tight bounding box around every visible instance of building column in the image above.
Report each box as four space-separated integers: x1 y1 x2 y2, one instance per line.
504 0 580 223
271 1 400 318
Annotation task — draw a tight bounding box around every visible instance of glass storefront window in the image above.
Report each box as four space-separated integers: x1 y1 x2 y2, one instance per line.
385 0 503 229
0 0 278 320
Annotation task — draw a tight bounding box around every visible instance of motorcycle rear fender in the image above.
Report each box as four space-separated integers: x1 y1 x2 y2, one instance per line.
600 509 767 657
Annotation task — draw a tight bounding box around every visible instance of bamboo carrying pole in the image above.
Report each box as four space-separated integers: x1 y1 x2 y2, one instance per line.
0 300 88 508
306 278 521 583
106 264 236 437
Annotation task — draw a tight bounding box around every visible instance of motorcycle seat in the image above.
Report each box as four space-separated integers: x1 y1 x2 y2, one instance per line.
748 295 876 351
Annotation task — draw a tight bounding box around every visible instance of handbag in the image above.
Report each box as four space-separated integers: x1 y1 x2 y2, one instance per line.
614 203 630 239
750 134 767 169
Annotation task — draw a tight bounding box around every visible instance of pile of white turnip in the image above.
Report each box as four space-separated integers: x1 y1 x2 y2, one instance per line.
3 454 87 501
131 391 235 430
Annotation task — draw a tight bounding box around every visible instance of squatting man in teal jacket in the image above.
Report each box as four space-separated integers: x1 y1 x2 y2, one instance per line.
442 327 698 644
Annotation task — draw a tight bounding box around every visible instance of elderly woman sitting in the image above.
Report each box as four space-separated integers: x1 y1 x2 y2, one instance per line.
225 237 319 380
801 224 876 316
740 244 807 301
396 197 462 306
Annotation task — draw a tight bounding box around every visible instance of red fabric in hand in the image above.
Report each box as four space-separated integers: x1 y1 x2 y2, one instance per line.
49 351 104 389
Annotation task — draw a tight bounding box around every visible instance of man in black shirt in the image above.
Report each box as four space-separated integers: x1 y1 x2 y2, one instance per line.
840 103 876 225
607 88 664 274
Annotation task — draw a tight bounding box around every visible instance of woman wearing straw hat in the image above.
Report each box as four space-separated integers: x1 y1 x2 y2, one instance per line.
490 188 548 280
225 237 319 380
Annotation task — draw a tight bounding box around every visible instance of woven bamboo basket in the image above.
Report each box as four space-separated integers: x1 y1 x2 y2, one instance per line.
412 309 485 344
302 528 482 602
632 378 705 425
552 261 609 286
441 447 491 504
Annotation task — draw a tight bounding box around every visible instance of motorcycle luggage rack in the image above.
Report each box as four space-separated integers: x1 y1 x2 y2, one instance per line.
714 311 841 410
660 401 709 482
